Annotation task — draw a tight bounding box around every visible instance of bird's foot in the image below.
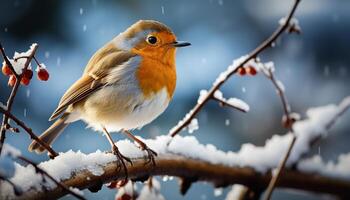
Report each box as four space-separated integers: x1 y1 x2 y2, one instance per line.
138 143 157 166
111 145 133 179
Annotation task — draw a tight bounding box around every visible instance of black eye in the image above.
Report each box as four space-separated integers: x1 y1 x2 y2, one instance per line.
147 36 157 45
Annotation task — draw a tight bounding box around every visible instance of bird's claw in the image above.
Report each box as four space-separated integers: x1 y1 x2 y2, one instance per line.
140 145 157 166
111 145 132 180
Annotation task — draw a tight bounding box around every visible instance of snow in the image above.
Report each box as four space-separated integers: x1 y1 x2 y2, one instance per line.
276 80 285 92
138 178 164 200
225 185 247 200
115 181 137 199
0 98 349 198
298 153 350 179
7 43 37 75
69 187 84 196
214 90 250 112
0 144 20 178
169 109 195 134
214 55 249 85
161 6 165 15
188 118 199 134
197 89 208 104
35 63 47 72
214 188 223 197
279 17 299 27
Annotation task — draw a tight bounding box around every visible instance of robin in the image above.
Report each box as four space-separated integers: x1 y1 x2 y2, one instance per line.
28 20 190 170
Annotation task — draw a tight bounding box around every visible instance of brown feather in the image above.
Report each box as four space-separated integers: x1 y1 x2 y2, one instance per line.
49 43 136 121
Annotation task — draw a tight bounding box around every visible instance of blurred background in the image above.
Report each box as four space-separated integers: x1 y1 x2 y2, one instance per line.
0 0 349 199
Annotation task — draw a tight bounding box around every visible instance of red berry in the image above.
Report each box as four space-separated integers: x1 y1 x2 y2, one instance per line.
20 77 30 86
237 67 246 76
2 63 12 76
23 69 33 80
37 68 49 81
246 66 257 76
8 75 16 87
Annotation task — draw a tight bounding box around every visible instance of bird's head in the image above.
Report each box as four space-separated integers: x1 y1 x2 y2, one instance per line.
113 20 190 65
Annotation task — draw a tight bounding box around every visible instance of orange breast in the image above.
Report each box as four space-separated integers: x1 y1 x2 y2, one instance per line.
135 57 176 99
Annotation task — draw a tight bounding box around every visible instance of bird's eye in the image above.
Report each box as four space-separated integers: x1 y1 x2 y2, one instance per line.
146 35 157 45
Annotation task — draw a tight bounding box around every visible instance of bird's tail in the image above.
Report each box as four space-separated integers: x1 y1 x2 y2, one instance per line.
28 113 70 154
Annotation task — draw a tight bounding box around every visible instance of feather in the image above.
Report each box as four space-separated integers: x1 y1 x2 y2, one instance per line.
49 43 136 121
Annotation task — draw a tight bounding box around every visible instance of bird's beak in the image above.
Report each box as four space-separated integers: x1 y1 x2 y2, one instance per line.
172 41 191 48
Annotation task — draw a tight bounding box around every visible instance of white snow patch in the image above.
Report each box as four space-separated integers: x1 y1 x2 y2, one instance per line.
9 44 37 74
214 90 250 112
197 89 208 104
69 187 84 196
298 153 350 179
214 55 249 85
115 181 137 199
188 118 199 134
225 185 247 200
137 178 164 200
214 188 223 197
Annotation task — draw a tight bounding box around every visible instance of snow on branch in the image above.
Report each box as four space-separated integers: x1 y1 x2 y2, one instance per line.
168 0 302 138
1 97 349 199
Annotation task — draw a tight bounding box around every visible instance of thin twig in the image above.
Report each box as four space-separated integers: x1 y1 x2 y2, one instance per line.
17 156 86 200
0 43 18 78
212 96 248 113
262 68 296 200
0 106 58 158
0 43 38 155
168 0 302 137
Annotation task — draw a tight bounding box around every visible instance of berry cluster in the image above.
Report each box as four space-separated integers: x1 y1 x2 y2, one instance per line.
2 62 49 87
237 65 257 76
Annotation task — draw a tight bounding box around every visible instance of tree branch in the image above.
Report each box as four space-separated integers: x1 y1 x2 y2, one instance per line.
0 43 38 155
14 155 350 200
0 106 58 158
16 156 85 200
168 0 301 138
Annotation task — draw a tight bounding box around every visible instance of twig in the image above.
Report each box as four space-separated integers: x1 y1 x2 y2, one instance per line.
0 43 38 155
0 43 19 78
212 96 248 113
16 156 86 200
0 106 58 158
14 155 350 200
168 0 302 137
262 67 296 199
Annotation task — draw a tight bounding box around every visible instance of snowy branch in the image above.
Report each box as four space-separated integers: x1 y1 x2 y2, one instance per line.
168 0 302 138
7 155 350 200
0 105 58 158
0 43 38 155
0 43 57 158
1 97 349 200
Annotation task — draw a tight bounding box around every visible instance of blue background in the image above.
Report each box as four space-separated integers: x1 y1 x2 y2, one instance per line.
0 0 349 199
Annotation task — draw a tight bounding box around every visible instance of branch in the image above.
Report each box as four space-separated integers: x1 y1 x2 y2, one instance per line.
13 155 350 200
0 106 58 158
262 66 296 200
168 0 302 137
16 156 85 200
0 43 38 155
212 96 248 113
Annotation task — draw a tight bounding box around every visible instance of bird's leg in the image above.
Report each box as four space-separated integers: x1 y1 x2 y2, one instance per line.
121 129 157 165
102 126 132 179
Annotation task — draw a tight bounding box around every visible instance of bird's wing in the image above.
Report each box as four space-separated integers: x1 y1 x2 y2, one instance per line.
49 47 136 121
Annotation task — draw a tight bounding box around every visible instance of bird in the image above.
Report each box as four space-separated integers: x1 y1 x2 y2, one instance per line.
28 20 190 170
